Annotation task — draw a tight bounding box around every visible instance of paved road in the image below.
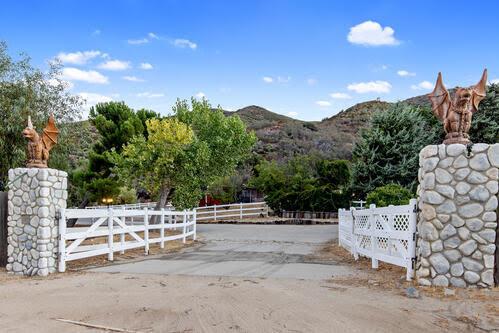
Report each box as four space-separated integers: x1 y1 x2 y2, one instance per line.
92 224 357 280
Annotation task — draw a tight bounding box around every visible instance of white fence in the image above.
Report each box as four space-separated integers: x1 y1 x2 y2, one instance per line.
338 199 417 281
195 202 268 221
58 208 196 272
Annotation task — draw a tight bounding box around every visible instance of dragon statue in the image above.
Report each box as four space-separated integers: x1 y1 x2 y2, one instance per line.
428 69 487 145
22 114 59 168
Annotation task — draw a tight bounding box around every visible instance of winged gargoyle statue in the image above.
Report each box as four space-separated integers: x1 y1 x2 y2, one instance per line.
428 69 487 145
23 114 59 168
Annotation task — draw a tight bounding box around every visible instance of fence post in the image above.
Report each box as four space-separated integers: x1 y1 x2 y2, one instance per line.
120 207 125 254
58 208 66 272
193 210 197 241
144 208 149 255
108 208 114 261
214 204 217 221
160 208 165 249
240 202 243 219
369 204 378 269
182 210 187 244
407 198 418 281
351 207 358 260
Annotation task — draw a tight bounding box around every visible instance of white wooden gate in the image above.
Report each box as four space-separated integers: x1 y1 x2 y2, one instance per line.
58 208 196 272
338 199 417 281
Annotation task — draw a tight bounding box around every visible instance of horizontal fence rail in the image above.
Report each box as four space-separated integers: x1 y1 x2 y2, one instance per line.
338 199 417 281
58 207 196 272
195 202 269 221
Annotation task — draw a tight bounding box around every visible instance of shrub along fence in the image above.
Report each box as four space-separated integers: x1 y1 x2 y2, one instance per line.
338 199 418 281
58 208 196 272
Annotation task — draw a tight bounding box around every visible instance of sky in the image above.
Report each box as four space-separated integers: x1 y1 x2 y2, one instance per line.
0 0 498 121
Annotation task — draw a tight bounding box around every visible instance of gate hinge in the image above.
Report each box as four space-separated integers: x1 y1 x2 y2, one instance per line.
412 232 417 241
411 257 417 269
413 205 419 213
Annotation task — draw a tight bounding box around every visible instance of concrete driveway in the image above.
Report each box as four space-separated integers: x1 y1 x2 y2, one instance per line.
92 224 357 280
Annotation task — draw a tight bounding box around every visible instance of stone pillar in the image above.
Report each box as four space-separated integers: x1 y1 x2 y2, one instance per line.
416 143 498 287
6 168 67 276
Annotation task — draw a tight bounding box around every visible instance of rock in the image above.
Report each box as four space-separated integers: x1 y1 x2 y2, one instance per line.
422 173 436 190
471 143 489 153
481 270 494 286
453 155 468 168
487 143 499 167
418 278 431 286
431 240 443 252
436 201 456 214
450 215 465 227
455 182 471 195
463 271 480 284
433 275 449 287
478 229 496 243
440 224 456 240
37 227 51 239
486 167 498 180
421 204 436 220
465 218 483 232
469 153 490 171
429 253 450 274
435 168 452 184
450 263 464 277
455 195 470 205
444 249 462 262
443 236 461 249
458 203 483 218
471 250 482 260
468 185 490 202
447 144 466 156
455 168 471 181
458 239 477 256
417 268 430 278
485 180 498 194
467 171 488 184
457 227 470 240
437 214 450 223
405 287 420 299
438 157 453 168
462 258 484 272
12 262 23 272
423 191 445 204
450 277 466 287
435 185 455 199
423 158 440 172
471 233 487 245
420 240 431 257
479 244 495 254
484 222 497 228
443 288 456 296
485 196 498 211
38 207 49 218
420 222 439 241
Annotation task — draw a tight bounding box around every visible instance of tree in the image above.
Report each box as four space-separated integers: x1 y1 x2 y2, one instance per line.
469 83 499 143
114 99 256 210
0 41 82 188
71 101 159 206
351 103 439 198
366 184 413 207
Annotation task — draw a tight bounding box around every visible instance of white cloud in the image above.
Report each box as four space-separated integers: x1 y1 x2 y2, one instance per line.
347 21 399 46
128 38 149 45
98 60 131 71
61 67 109 84
347 80 392 93
277 76 291 83
122 76 144 82
56 50 102 65
397 70 416 77
287 111 298 117
330 92 352 99
137 92 165 98
491 78 499 84
306 78 318 85
195 92 206 98
172 38 197 49
78 92 113 106
148 32 159 40
263 76 274 83
411 81 434 90
316 100 331 107
140 62 153 70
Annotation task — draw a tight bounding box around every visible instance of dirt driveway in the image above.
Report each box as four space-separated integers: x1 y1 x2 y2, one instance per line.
0 225 497 332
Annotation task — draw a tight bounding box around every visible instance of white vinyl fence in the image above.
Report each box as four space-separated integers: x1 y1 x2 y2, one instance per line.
338 199 417 281
58 208 196 272
195 202 268 221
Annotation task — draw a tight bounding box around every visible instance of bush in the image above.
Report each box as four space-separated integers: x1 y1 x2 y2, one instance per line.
366 184 413 207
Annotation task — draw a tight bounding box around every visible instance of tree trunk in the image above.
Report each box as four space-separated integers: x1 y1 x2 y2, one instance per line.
152 186 170 224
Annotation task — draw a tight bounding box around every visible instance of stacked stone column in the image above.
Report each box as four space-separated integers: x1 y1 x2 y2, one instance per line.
6 168 67 276
416 144 498 287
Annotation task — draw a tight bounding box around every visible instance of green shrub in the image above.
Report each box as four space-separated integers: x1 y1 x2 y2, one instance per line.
366 184 413 207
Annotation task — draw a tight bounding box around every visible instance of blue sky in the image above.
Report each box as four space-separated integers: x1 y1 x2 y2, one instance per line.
1 0 498 121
